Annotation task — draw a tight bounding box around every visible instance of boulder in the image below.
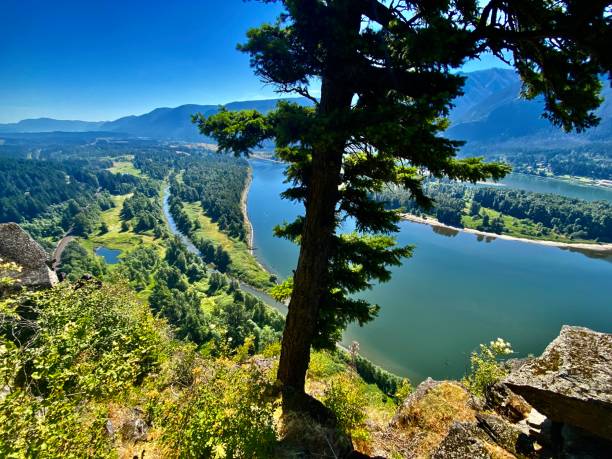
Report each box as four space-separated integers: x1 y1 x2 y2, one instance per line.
120 409 149 442
430 422 495 459
485 382 532 423
476 413 538 457
504 326 612 440
390 377 441 427
0 223 58 292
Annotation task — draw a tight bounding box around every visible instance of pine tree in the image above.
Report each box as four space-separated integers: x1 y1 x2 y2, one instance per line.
194 0 611 409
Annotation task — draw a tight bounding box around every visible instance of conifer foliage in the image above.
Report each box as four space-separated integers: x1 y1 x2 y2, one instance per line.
194 0 611 406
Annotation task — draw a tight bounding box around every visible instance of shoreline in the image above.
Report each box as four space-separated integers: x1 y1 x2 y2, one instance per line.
400 213 612 254
521 172 612 191
241 168 255 255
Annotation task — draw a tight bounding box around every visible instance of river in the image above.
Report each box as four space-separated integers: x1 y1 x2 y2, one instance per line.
162 188 288 314
497 173 612 202
247 159 612 383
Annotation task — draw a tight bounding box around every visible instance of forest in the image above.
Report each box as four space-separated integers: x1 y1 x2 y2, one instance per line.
377 180 612 242
0 157 138 223
479 145 612 181
472 188 612 242
173 155 249 240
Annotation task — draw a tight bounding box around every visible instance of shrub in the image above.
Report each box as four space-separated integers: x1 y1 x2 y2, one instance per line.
394 378 413 403
323 375 368 440
160 361 276 458
0 281 165 457
463 338 513 397
308 350 345 379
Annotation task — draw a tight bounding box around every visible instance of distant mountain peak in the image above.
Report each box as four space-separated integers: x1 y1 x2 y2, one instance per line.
1 70 609 147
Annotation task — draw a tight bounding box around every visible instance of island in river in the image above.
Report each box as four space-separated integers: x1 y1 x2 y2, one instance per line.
400 213 612 258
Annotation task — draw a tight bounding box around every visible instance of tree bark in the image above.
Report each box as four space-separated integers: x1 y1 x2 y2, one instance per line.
276 1 361 409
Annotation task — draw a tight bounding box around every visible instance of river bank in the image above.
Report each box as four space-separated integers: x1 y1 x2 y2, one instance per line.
241 168 255 255
400 213 612 255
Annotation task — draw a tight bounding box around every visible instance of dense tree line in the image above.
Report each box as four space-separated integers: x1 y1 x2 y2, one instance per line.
376 181 470 227
0 157 137 223
377 180 612 242
473 188 612 242
336 351 405 397
120 191 165 235
484 147 612 180
172 155 249 240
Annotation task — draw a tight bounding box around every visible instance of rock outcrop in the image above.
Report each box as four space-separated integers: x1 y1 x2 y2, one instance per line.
0 223 58 291
504 325 612 441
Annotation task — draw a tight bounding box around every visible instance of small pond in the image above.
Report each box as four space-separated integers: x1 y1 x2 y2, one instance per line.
95 247 122 264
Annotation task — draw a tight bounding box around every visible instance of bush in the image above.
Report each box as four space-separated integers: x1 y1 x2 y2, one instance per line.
0 281 165 457
160 361 276 458
308 350 345 379
323 375 368 441
463 338 513 397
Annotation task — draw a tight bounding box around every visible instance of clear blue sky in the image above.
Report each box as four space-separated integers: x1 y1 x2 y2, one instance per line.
0 0 509 123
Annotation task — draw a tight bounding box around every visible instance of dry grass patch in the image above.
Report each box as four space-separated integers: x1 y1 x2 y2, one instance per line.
371 381 477 458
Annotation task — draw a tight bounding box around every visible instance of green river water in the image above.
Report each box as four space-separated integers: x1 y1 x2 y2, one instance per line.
247 159 612 383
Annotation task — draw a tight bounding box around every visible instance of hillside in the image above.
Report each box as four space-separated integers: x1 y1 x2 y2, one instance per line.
0 118 104 133
448 69 612 150
1 70 609 149
0 98 313 141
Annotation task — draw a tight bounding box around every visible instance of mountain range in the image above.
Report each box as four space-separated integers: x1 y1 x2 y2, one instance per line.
1 69 610 150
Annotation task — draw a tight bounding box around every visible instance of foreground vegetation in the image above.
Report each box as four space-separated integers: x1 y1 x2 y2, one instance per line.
0 265 410 457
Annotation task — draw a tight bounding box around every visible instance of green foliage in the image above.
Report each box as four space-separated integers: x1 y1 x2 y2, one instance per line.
150 280 210 344
213 286 284 353
394 378 413 403
0 157 136 223
308 350 346 379
323 375 368 440
58 240 107 281
172 154 250 240
338 350 406 398
117 246 160 290
0 258 21 289
160 361 276 458
473 188 612 242
270 276 293 302
464 338 513 397
120 191 164 235
0 281 165 457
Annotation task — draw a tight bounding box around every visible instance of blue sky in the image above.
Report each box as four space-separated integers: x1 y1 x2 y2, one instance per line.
0 0 508 123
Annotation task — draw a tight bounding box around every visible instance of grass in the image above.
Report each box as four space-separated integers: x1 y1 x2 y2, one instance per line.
182 202 275 290
108 159 141 177
462 207 592 244
380 381 477 457
300 349 398 455
78 194 166 271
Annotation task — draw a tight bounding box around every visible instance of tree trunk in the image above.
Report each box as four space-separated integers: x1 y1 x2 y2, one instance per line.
276 1 361 409
276 106 344 401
